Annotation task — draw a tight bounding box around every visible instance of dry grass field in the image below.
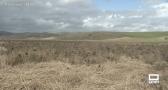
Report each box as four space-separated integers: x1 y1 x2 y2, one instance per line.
0 40 167 90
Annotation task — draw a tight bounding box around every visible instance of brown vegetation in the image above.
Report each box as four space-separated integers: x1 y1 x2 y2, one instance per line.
0 40 167 90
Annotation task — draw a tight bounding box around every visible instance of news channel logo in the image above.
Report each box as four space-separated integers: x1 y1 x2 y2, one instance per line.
148 74 159 84
0 0 32 7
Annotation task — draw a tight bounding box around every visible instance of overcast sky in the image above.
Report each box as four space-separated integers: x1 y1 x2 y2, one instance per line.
0 0 168 32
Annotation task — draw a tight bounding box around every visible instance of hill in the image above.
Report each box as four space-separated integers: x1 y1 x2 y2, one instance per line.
0 31 168 42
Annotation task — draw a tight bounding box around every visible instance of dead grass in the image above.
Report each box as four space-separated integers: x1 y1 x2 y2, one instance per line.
0 40 167 90
0 56 167 90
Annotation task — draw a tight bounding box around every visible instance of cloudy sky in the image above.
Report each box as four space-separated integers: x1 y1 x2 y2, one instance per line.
0 0 168 32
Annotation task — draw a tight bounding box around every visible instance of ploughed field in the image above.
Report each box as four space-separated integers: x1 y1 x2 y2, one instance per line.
0 40 167 90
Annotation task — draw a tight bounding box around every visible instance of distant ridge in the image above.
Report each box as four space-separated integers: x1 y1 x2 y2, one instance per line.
0 31 168 41
0 31 13 36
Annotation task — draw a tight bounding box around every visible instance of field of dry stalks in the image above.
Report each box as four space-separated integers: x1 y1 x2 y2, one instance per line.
0 40 167 90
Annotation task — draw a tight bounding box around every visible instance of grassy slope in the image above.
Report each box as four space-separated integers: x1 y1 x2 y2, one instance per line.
55 32 168 42
57 32 126 40
122 32 168 42
1 32 168 42
123 32 168 38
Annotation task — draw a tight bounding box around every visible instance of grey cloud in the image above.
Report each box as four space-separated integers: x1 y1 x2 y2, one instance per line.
0 0 168 32
0 0 98 32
